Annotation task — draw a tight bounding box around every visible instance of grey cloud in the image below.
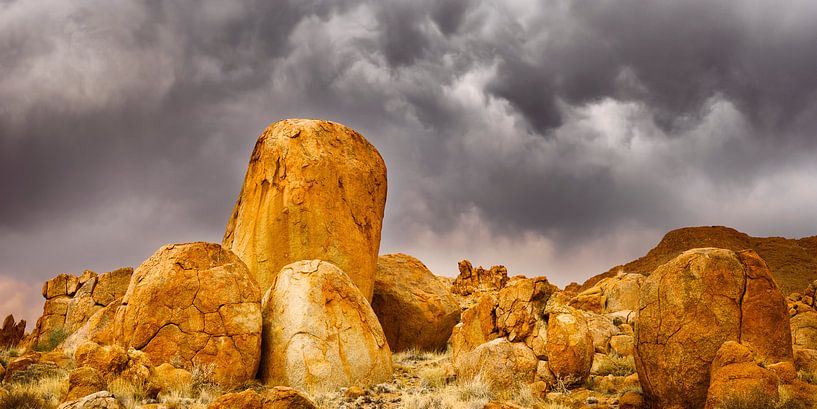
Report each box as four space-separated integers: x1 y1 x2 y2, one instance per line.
1 0 817 322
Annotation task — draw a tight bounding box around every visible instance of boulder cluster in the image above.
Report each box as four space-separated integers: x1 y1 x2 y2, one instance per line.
2 118 817 408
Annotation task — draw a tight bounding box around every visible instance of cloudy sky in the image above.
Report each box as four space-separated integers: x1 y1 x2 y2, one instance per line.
2 0 817 324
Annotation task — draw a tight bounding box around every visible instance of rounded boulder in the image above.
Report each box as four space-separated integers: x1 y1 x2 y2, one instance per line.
634 248 793 409
113 242 262 387
259 260 392 392
371 253 461 352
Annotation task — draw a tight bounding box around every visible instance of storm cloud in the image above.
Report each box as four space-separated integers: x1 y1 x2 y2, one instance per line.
2 0 817 323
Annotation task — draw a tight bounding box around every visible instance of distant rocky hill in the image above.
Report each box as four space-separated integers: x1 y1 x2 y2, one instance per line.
577 226 817 295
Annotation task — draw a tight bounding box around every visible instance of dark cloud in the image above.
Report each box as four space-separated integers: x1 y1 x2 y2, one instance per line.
2 0 817 322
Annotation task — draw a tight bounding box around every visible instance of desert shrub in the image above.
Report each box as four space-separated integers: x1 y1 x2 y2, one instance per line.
510 383 545 408
1 369 67 409
419 366 449 389
0 346 20 367
797 369 817 384
401 393 454 409
109 377 151 409
5 362 63 386
0 390 46 409
34 328 69 352
595 354 636 377
455 376 493 403
714 388 777 409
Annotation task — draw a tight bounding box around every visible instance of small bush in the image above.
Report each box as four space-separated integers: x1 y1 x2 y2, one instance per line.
798 369 817 384
0 390 46 409
714 388 777 409
595 354 636 377
34 328 69 352
109 377 151 409
455 377 493 402
419 367 449 389
0 346 20 367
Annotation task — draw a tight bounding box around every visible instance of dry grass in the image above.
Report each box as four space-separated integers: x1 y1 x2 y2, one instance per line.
797 369 817 384
400 376 494 409
109 376 151 409
1 368 68 409
0 346 21 367
418 366 449 389
594 354 636 377
393 348 450 368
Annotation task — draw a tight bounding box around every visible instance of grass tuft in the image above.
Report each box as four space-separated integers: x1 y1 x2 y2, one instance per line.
34 328 70 352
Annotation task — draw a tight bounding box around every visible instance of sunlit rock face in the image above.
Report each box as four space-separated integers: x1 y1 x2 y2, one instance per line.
223 118 387 300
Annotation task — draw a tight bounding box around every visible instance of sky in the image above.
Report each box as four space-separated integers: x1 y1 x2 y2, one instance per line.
2 0 817 324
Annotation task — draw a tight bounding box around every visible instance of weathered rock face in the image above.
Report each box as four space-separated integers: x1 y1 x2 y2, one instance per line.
635 248 793 409
495 277 558 343
223 119 387 300
450 294 500 363
569 272 644 314
0 314 26 347
112 242 262 387
371 253 461 352
454 338 538 390
28 268 132 349
791 310 817 350
545 304 594 385
452 260 509 296
207 387 318 409
259 260 392 392
64 366 106 402
704 342 779 409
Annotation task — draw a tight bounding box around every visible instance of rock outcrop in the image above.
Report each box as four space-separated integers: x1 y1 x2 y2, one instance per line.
452 260 509 296
581 226 817 295
0 314 26 347
111 242 262 387
27 268 132 349
634 248 793 409
450 276 593 392
569 272 643 314
223 119 387 300
259 260 392 392
371 253 461 352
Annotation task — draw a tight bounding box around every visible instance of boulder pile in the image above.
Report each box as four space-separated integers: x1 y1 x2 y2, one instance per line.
27 268 132 350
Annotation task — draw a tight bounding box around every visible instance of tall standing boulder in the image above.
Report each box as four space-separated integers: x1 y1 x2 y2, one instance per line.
371 253 461 352
259 260 392 392
112 242 262 387
545 303 594 385
223 119 387 300
635 248 793 409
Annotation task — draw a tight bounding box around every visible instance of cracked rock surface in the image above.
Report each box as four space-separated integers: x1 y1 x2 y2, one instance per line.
223 119 387 300
634 248 793 409
259 260 392 392
111 242 262 387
